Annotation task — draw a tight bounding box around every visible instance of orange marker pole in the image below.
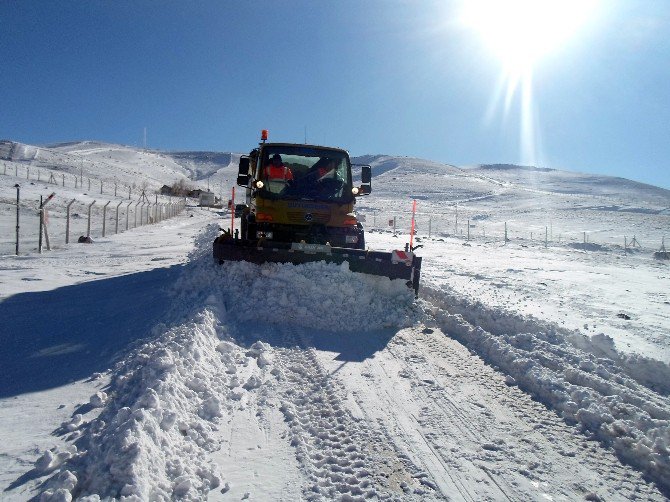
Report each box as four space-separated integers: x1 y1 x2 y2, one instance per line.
409 199 416 250
231 186 235 235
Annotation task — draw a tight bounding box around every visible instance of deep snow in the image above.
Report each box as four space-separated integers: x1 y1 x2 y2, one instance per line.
1 141 669 500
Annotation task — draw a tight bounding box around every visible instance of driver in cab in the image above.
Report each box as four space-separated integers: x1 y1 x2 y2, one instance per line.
305 157 338 181
264 154 293 182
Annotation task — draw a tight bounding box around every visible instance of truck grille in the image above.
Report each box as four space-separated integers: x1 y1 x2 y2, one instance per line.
287 211 330 224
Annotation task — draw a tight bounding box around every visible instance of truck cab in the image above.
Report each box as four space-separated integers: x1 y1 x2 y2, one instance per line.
236 141 371 249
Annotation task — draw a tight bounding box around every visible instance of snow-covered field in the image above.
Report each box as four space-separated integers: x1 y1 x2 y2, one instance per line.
1 141 669 500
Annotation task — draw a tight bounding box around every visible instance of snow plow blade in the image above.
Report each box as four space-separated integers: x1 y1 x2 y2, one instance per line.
213 237 422 296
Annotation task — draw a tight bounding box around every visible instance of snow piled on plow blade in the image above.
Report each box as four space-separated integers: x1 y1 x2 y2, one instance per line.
213 238 422 296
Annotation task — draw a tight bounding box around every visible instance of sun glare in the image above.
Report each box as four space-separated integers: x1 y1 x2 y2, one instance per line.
462 0 599 73
461 0 599 167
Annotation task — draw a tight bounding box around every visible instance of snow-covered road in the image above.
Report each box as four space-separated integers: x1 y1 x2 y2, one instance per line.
2 207 669 500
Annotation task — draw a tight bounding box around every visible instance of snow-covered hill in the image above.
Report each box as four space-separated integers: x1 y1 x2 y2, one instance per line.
1 139 669 500
0 140 240 193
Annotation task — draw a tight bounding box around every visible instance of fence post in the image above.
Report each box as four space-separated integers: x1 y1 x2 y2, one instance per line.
114 183 118 197
66 199 75 244
102 201 111 236
115 201 123 234
100 180 103 195
88 178 91 191
467 220 470 241
126 201 132 230
87 200 96 237
27 167 30 180
38 195 43 253
504 222 509 243
62 174 65 187
428 217 432 238
14 184 20 255
454 204 458 235
135 201 141 227
38 193 55 254
545 226 548 248
128 186 131 200
38 170 41 182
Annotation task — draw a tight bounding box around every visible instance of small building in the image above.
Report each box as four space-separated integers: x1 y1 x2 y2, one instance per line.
199 191 216 207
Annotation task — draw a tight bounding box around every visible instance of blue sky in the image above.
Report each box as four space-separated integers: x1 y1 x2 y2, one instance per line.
1 1 669 189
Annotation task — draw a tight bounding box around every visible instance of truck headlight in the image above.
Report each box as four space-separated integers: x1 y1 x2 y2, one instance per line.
345 235 359 243
256 231 273 239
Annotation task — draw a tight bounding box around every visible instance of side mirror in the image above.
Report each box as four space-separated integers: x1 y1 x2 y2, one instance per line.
361 165 371 184
359 165 371 195
237 157 250 186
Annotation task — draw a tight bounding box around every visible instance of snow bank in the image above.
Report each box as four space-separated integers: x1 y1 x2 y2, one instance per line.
422 284 670 493
39 304 238 500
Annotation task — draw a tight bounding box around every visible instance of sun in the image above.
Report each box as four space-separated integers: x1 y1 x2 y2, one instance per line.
459 0 600 167
462 0 599 73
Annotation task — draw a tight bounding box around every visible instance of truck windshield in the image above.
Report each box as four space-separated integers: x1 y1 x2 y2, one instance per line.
260 146 353 202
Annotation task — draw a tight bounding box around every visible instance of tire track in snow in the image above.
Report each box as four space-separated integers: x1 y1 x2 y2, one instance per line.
311 318 667 501
332 328 536 501
270 325 432 500
360 349 476 501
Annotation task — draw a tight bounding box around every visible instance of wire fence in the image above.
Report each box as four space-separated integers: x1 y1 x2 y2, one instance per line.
359 207 669 256
0 187 187 256
1 160 141 199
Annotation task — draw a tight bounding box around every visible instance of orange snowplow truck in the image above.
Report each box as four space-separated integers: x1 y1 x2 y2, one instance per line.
213 131 422 295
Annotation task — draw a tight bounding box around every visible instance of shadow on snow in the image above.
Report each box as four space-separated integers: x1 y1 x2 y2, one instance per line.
230 321 397 364
0 265 184 398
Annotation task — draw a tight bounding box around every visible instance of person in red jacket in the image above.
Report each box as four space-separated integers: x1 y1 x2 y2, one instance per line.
316 158 338 178
264 154 293 181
